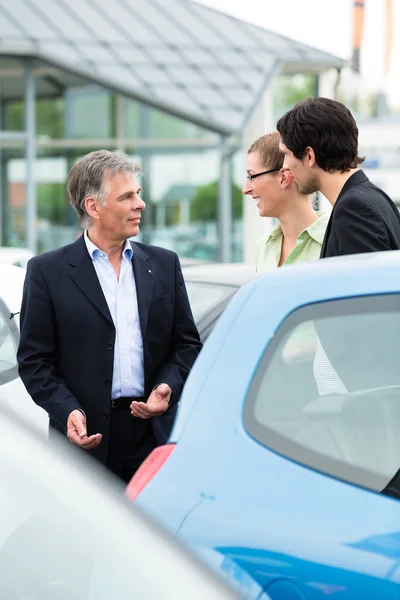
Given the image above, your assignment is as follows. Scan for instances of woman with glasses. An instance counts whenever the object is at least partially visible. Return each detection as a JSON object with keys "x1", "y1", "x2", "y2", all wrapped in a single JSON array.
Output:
[{"x1": 243, "y1": 131, "x2": 330, "y2": 273}]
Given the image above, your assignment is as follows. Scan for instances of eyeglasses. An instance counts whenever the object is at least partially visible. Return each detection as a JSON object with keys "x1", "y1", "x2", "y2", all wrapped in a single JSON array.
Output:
[{"x1": 245, "y1": 167, "x2": 281, "y2": 182}]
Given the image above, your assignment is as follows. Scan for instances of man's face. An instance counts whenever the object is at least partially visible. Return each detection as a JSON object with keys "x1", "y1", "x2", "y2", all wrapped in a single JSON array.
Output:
[
  {"x1": 279, "y1": 140, "x2": 320, "y2": 195},
  {"x1": 96, "y1": 172, "x2": 146, "y2": 240}
]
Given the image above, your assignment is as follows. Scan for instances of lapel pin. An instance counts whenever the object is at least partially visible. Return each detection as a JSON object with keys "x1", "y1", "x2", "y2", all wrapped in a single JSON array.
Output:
[{"x1": 148, "y1": 269, "x2": 152, "y2": 273}]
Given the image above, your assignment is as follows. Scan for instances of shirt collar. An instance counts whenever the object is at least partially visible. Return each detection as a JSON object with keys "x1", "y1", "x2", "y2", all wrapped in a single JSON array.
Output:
[
  {"x1": 84, "y1": 229, "x2": 133, "y2": 261},
  {"x1": 305, "y1": 211, "x2": 331, "y2": 244},
  {"x1": 266, "y1": 211, "x2": 330, "y2": 245}
]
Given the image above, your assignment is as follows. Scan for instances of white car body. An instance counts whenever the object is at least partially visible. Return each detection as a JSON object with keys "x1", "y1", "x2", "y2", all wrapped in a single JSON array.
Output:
[
  {"x1": 0, "y1": 264, "x2": 48, "y2": 437},
  {"x1": 0, "y1": 247, "x2": 34, "y2": 268}
]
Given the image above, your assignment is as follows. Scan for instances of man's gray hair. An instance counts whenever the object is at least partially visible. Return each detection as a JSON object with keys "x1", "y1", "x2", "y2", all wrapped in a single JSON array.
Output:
[{"x1": 67, "y1": 150, "x2": 142, "y2": 228}]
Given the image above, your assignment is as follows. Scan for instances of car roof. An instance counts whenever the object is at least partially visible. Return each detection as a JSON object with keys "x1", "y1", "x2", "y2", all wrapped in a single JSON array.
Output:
[
  {"x1": 0, "y1": 264, "x2": 26, "y2": 317},
  {"x1": 0, "y1": 247, "x2": 33, "y2": 258},
  {"x1": 0, "y1": 405, "x2": 241, "y2": 600},
  {"x1": 252, "y1": 249, "x2": 400, "y2": 300},
  {"x1": 183, "y1": 262, "x2": 255, "y2": 287}
]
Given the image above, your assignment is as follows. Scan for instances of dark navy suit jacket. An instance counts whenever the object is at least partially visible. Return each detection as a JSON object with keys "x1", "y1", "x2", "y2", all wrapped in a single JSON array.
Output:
[
  {"x1": 320, "y1": 170, "x2": 400, "y2": 258},
  {"x1": 17, "y1": 235, "x2": 202, "y2": 463}
]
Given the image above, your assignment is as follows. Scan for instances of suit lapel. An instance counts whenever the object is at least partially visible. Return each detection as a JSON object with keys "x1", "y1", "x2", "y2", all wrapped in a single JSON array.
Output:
[
  {"x1": 68, "y1": 235, "x2": 113, "y2": 325},
  {"x1": 320, "y1": 211, "x2": 333, "y2": 257},
  {"x1": 320, "y1": 172, "x2": 368, "y2": 257},
  {"x1": 131, "y1": 242, "x2": 154, "y2": 339}
]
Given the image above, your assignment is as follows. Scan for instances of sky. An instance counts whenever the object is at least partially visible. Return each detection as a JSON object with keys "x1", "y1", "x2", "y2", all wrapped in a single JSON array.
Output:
[{"x1": 196, "y1": 0, "x2": 400, "y2": 108}]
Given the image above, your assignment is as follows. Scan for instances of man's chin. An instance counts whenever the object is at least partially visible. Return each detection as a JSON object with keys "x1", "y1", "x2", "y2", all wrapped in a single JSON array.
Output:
[{"x1": 128, "y1": 223, "x2": 140, "y2": 237}]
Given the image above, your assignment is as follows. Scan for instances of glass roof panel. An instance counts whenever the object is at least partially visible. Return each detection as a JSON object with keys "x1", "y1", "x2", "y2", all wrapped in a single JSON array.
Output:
[
  {"x1": 26, "y1": 0, "x2": 90, "y2": 41},
  {"x1": 191, "y1": 86, "x2": 229, "y2": 108},
  {"x1": 0, "y1": 0, "x2": 345, "y2": 134},
  {"x1": 145, "y1": 46, "x2": 185, "y2": 64},
  {"x1": 134, "y1": 66, "x2": 174, "y2": 86},
  {"x1": 0, "y1": 6, "x2": 25, "y2": 36},
  {"x1": 207, "y1": 108, "x2": 243, "y2": 130},
  {"x1": 39, "y1": 41, "x2": 83, "y2": 63},
  {"x1": 130, "y1": 0, "x2": 193, "y2": 44},
  {"x1": 96, "y1": 64, "x2": 151, "y2": 93},
  {"x1": 79, "y1": 44, "x2": 116, "y2": 62},
  {"x1": 166, "y1": 66, "x2": 207, "y2": 86},
  {"x1": 62, "y1": 0, "x2": 128, "y2": 43},
  {"x1": 0, "y1": 0, "x2": 58, "y2": 39},
  {"x1": 180, "y1": 47, "x2": 214, "y2": 66},
  {"x1": 153, "y1": 86, "x2": 203, "y2": 114},
  {"x1": 112, "y1": 44, "x2": 152, "y2": 65},
  {"x1": 190, "y1": 4, "x2": 259, "y2": 47},
  {"x1": 159, "y1": 0, "x2": 223, "y2": 45},
  {"x1": 90, "y1": 0, "x2": 161, "y2": 45},
  {"x1": 204, "y1": 68, "x2": 246, "y2": 87}
]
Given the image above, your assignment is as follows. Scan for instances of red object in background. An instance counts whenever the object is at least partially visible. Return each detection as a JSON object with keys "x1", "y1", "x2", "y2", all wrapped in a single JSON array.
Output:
[{"x1": 125, "y1": 443, "x2": 176, "y2": 501}]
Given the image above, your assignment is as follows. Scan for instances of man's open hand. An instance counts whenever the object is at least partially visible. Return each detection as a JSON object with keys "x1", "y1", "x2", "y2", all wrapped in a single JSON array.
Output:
[
  {"x1": 67, "y1": 409, "x2": 102, "y2": 449},
  {"x1": 130, "y1": 384, "x2": 171, "y2": 419}
]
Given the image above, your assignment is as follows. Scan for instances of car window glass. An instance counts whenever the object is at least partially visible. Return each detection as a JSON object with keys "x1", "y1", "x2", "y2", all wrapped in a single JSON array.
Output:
[
  {"x1": 185, "y1": 282, "x2": 235, "y2": 322},
  {"x1": 0, "y1": 298, "x2": 18, "y2": 386},
  {"x1": 244, "y1": 295, "x2": 400, "y2": 492}
]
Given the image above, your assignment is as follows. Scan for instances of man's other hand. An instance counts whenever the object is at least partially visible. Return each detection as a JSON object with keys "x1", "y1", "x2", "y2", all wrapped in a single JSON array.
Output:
[
  {"x1": 130, "y1": 384, "x2": 171, "y2": 419},
  {"x1": 67, "y1": 409, "x2": 102, "y2": 449}
]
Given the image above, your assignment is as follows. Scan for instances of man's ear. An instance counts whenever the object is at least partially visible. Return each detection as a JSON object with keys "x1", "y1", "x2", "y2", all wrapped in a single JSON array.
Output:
[
  {"x1": 280, "y1": 168, "x2": 293, "y2": 190},
  {"x1": 85, "y1": 196, "x2": 101, "y2": 221},
  {"x1": 305, "y1": 146, "x2": 317, "y2": 167}
]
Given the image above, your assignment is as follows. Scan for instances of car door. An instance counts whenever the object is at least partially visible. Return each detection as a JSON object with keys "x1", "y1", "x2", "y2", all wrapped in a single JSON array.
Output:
[{"x1": 0, "y1": 295, "x2": 48, "y2": 436}]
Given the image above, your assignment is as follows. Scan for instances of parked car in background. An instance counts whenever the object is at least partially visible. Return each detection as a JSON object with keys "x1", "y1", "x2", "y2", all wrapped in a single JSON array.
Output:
[
  {"x1": 183, "y1": 263, "x2": 255, "y2": 341},
  {"x1": 0, "y1": 264, "x2": 47, "y2": 437},
  {"x1": 0, "y1": 405, "x2": 248, "y2": 600},
  {"x1": 128, "y1": 250, "x2": 400, "y2": 600},
  {"x1": 0, "y1": 247, "x2": 33, "y2": 268}
]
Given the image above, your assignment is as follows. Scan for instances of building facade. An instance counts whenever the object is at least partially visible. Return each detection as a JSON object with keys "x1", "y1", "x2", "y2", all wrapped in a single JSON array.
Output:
[{"x1": 0, "y1": 0, "x2": 344, "y2": 262}]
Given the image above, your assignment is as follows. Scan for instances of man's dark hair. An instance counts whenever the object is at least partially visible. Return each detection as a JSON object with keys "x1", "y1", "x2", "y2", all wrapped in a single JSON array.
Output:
[{"x1": 276, "y1": 97, "x2": 364, "y2": 172}]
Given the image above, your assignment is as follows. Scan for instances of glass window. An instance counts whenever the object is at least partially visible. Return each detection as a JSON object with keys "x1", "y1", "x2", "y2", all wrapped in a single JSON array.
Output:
[
  {"x1": 272, "y1": 74, "x2": 318, "y2": 121},
  {"x1": 0, "y1": 297, "x2": 19, "y2": 386},
  {"x1": 64, "y1": 87, "x2": 114, "y2": 139},
  {"x1": 244, "y1": 295, "x2": 400, "y2": 493},
  {"x1": 185, "y1": 282, "x2": 235, "y2": 322}
]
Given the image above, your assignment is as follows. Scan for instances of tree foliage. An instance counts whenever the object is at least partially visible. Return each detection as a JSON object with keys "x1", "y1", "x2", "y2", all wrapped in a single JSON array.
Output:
[{"x1": 190, "y1": 180, "x2": 243, "y2": 222}]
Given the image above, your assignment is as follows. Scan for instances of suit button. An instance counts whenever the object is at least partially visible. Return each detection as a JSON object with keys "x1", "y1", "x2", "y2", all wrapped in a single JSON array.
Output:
[
  {"x1": 107, "y1": 343, "x2": 114, "y2": 350},
  {"x1": 105, "y1": 378, "x2": 112, "y2": 386},
  {"x1": 102, "y1": 411, "x2": 109, "y2": 419}
]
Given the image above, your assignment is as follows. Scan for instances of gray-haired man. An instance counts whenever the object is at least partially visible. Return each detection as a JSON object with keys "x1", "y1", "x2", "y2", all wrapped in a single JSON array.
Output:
[{"x1": 17, "y1": 150, "x2": 202, "y2": 483}]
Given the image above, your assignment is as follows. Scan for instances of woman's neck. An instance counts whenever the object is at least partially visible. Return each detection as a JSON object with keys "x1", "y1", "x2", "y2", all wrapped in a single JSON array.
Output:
[{"x1": 278, "y1": 201, "x2": 318, "y2": 243}]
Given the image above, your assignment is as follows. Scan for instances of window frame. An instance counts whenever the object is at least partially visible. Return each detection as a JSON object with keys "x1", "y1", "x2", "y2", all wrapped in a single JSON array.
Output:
[
  {"x1": 243, "y1": 293, "x2": 400, "y2": 492},
  {"x1": 0, "y1": 296, "x2": 20, "y2": 386}
]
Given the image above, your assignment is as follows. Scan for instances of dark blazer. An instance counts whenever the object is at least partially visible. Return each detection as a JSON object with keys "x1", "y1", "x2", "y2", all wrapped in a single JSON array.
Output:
[
  {"x1": 17, "y1": 235, "x2": 202, "y2": 463},
  {"x1": 320, "y1": 170, "x2": 400, "y2": 258}
]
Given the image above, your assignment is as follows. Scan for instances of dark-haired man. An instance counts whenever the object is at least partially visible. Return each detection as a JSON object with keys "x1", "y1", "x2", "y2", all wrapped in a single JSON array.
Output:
[
  {"x1": 278, "y1": 98, "x2": 400, "y2": 498},
  {"x1": 277, "y1": 97, "x2": 400, "y2": 257}
]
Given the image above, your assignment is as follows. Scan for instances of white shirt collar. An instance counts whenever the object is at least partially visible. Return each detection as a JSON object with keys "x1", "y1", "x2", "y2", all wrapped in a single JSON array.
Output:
[{"x1": 84, "y1": 229, "x2": 133, "y2": 261}]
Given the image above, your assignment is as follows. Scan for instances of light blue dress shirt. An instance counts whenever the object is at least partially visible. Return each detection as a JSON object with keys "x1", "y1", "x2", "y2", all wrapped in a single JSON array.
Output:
[{"x1": 84, "y1": 230, "x2": 144, "y2": 399}]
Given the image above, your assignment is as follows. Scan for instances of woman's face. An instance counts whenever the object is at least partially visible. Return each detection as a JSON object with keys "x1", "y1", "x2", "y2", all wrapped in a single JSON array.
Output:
[{"x1": 243, "y1": 151, "x2": 282, "y2": 217}]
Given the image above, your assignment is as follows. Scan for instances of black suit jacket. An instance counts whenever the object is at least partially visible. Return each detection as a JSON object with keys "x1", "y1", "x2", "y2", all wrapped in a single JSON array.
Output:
[
  {"x1": 17, "y1": 235, "x2": 202, "y2": 463},
  {"x1": 320, "y1": 170, "x2": 400, "y2": 257}
]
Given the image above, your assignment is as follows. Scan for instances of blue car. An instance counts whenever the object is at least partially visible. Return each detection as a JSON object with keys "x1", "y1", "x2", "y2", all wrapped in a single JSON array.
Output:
[{"x1": 128, "y1": 251, "x2": 400, "y2": 600}]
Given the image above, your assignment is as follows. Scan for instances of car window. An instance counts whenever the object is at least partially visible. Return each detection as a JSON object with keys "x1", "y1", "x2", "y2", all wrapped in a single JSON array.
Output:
[
  {"x1": 185, "y1": 282, "x2": 236, "y2": 322},
  {"x1": 244, "y1": 294, "x2": 400, "y2": 492},
  {"x1": 0, "y1": 297, "x2": 19, "y2": 386}
]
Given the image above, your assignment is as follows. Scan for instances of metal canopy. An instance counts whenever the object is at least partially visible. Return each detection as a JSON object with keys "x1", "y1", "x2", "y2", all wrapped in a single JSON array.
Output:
[{"x1": 0, "y1": 0, "x2": 345, "y2": 135}]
